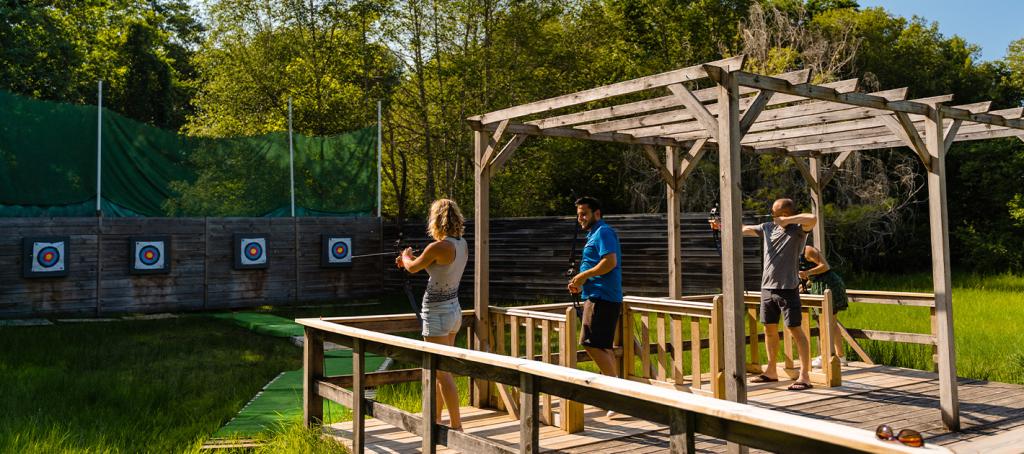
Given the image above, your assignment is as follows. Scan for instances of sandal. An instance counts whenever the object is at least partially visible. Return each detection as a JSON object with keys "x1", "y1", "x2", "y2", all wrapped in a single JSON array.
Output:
[
  {"x1": 750, "y1": 374, "x2": 779, "y2": 383},
  {"x1": 788, "y1": 382, "x2": 813, "y2": 391}
]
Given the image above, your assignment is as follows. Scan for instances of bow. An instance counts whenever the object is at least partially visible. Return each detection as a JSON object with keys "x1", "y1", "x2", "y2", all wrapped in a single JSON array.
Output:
[
  {"x1": 708, "y1": 204, "x2": 722, "y2": 257},
  {"x1": 394, "y1": 232, "x2": 423, "y2": 323},
  {"x1": 565, "y1": 219, "x2": 583, "y2": 317}
]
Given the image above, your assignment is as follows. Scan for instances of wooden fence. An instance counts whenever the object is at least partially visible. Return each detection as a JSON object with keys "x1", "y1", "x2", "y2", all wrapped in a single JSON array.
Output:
[
  {"x1": 384, "y1": 213, "x2": 763, "y2": 302},
  {"x1": 0, "y1": 217, "x2": 383, "y2": 318}
]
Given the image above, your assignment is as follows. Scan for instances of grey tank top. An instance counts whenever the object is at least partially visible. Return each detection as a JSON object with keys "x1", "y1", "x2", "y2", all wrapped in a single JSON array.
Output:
[{"x1": 422, "y1": 237, "x2": 468, "y2": 307}]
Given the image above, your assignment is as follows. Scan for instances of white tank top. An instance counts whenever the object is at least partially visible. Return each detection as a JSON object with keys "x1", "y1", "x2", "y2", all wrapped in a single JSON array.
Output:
[{"x1": 422, "y1": 237, "x2": 468, "y2": 307}]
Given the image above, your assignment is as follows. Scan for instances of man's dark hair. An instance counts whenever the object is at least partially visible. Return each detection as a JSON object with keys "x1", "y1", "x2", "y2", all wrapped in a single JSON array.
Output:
[{"x1": 575, "y1": 196, "x2": 602, "y2": 214}]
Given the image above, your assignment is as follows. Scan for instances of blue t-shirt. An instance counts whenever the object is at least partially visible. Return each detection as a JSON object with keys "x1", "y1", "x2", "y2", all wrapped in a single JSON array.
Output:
[{"x1": 579, "y1": 219, "x2": 623, "y2": 303}]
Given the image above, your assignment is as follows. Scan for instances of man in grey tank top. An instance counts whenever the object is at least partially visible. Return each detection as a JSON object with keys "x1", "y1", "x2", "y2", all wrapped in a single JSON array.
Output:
[{"x1": 713, "y1": 198, "x2": 816, "y2": 390}]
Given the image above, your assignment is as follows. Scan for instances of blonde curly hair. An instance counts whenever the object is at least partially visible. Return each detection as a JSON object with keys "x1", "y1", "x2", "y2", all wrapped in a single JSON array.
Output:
[{"x1": 427, "y1": 199, "x2": 465, "y2": 241}]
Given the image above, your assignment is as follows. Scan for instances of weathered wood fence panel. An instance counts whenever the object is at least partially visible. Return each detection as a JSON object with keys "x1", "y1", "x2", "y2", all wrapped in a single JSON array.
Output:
[
  {"x1": 0, "y1": 217, "x2": 382, "y2": 318},
  {"x1": 384, "y1": 213, "x2": 762, "y2": 302}
]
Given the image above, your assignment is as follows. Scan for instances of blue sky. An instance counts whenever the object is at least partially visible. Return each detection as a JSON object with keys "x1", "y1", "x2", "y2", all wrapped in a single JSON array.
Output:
[{"x1": 856, "y1": 0, "x2": 1024, "y2": 61}]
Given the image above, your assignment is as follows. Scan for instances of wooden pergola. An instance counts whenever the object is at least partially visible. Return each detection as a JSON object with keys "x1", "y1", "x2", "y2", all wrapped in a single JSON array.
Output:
[{"x1": 465, "y1": 55, "x2": 1024, "y2": 432}]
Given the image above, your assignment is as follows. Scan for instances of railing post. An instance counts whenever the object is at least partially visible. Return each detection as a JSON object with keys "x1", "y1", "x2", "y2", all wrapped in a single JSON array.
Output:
[
  {"x1": 561, "y1": 307, "x2": 584, "y2": 433},
  {"x1": 303, "y1": 327, "x2": 324, "y2": 427},
  {"x1": 711, "y1": 296, "x2": 726, "y2": 399},
  {"x1": 422, "y1": 352, "x2": 437, "y2": 454},
  {"x1": 746, "y1": 308, "x2": 761, "y2": 374},
  {"x1": 669, "y1": 408, "x2": 696, "y2": 454},
  {"x1": 623, "y1": 302, "x2": 634, "y2": 379},
  {"x1": 520, "y1": 372, "x2": 540, "y2": 454},
  {"x1": 352, "y1": 338, "x2": 366, "y2": 453},
  {"x1": 821, "y1": 291, "x2": 841, "y2": 386}
]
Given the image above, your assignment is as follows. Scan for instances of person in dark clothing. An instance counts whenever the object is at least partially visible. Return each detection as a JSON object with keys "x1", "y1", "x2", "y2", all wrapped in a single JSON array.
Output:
[{"x1": 799, "y1": 244, "x2": 849, "y2": 368}]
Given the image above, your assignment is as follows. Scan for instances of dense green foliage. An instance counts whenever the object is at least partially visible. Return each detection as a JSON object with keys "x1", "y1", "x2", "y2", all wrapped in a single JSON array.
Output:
[{"x1": 2, "y1": 0, "x2": 1022, "y2": 272}]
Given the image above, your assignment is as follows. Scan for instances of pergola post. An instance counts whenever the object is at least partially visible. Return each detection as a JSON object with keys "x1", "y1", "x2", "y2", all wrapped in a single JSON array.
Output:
[
  {"x1": 925, "y1": 108, "x2": 960, "y2": 431},
  {"x1": 714, "y1": 70, "x2": 748, "y2": 409},
  {"x1": 666, "y1": 145, "x2": 682, "y2": 299},
  {"x1": 473, "y1": 130, "x2": 492, "y2": 408},
  {"x1": 808, "y1": 156, "x2": 826, "y2": 253}
]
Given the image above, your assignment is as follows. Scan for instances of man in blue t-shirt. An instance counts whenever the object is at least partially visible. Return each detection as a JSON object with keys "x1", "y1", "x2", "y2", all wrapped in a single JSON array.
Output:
[{"x1": 568, "y1": 196, "x2": 623, "y2": 388}]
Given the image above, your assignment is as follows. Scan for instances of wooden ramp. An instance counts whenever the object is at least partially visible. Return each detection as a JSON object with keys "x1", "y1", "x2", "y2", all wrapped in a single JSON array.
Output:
[{"x1": 326, "y1": 362, "x2": 1024, "y2": 453}]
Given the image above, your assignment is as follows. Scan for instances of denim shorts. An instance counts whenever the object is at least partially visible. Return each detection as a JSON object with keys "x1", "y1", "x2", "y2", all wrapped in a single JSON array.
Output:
[{"x1": 421, "y1": 300, "x2": 462, "y2": 337}]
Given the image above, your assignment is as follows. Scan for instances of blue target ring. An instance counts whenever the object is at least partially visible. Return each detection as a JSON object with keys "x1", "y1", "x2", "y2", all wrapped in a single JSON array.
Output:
[
  {"x1": 138, "y1": 245, "x2": 161, "y2": 266},
  {"x1": 37, "y1": 246, "x2": 61, "y2": 268},
  {"x1": 243, "y1": 242, "x2": 264, "y2": 261},
  {"x1": 331, "y1": 242, "x2": 349, "y2": 260}
]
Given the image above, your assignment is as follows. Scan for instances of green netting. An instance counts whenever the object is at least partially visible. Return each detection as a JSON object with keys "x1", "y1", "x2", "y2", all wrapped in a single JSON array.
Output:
[{"x1": 0, "y1": 90, "x2": 377, "y2": 217}]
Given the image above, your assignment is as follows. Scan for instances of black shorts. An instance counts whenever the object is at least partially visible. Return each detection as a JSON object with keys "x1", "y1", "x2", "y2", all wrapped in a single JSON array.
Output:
[
  {"x1": 760, "y1": 289, "x2": 802, "y2": 328},
  {"x1": 580, "y1": 298, "x2": 620, "y2": 349}
]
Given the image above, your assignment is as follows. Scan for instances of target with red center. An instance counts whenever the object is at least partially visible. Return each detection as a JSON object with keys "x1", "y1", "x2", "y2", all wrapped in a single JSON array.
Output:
[
  {"x1": 130, "y1": 238, "x2": 170, "y2": 274},
  {"x1": 23, "y1": 237, "x2": 69, "y2": 277},
  {"x1": 234, "y1": 234, "x2": 269, "y2": 269},
  {"x1": 321, "y1": 235, "x2": 353, "y2": 267}
]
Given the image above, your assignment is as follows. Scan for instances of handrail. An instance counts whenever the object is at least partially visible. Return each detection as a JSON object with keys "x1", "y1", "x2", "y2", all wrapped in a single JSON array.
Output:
[{"x1": 297, "y1": 317, "x2": 949, "y2": 454}]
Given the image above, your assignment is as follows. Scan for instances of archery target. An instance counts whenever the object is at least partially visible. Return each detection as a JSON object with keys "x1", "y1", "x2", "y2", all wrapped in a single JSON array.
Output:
[
  {"x1": 33, "y1": 243, "x2": 64, "y2": 272},
  {"x1": 321, "y1": 235, "x2": 353, "y2": 267},
  {"x1": 23, "y1": 237, "x2": 69, "y2": 278},
  {"x1": 129, "y1": 237, "x2": 170, "y2": 274},
  {"x1": 234, "y1": 234, "x2": 269, "y2": 269}
]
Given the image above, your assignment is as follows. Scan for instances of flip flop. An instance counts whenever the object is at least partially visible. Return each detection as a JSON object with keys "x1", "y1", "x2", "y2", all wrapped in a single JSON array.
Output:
[
  {"x1": 788, "y1": 382, "x2": 813, "y2": 391},
  {"x1": 750, "y1": 374, "x2": 779, "y2": 383}
]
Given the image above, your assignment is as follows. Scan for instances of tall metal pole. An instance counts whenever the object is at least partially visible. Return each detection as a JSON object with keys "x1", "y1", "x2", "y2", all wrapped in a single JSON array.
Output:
[
  {"x1": 289, "y1": 97, "x2": 296, "y2": 217},
  {"x1": 377, "y1": 100, "x2": 383, "y2": 217},
  {"x1": 96, "y1": 80, "x2": 103, "y2": 216}
]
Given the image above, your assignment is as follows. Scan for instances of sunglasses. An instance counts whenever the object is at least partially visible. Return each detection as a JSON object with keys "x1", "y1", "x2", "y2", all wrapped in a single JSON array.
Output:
[{"x1": 875, "y1": 424, "x2": 924, "y2": 448}]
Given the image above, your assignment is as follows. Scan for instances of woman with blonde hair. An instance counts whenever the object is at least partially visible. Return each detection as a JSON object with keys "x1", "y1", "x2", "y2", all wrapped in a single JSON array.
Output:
[{"x1": 395, "y1": 198, "x2": 467, "y2": 430}]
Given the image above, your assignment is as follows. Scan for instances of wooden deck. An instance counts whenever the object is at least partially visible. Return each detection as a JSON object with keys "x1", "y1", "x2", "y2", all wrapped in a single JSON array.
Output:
[{"x1": 326, "y1": 362, "x2": 1024, "y2": 453}]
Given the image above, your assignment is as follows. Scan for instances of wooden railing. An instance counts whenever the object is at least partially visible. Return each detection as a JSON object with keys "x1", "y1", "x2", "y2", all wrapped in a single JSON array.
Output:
[
  {"x1": 621, "y1": 295, "x2": 725, "y2": 398},
  {"x1": 487, "y1": 305, "x2": 584, "y2": 432},
  {"x1": 297, "y1": 317, "x2": 949, "y2": 454},
  {"x1": 843, "y1": 290, "x2": 939, "y2": 364}
]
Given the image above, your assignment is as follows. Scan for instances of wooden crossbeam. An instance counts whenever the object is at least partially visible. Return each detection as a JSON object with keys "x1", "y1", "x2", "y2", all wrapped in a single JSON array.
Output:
[
  {"x1": 789, "y1": 157, "x2": 819, "y2": 192},
  {"x1": 942, "y1": 119, "x2": 963, "y2": 153},
  {"x1": 715, "y1": 68, "x2": 937, "y2": 118},
  {"x1": 940, "y1": 105, "x2": 1024, "y2": 130},
  {"x1": 744, "y1": 101, "x2": 987, "y2": 150},
  {"x1": 468, "y1": 56, "x2": 745, "y2": 124},
  {"x1": 653, "y1": 88, "x2": 911, "y2": 141},
  {"x1": 474, "y1": 121, "x2": 685, "y2": 147},
  {"x1": 667, "y1": 84, "x2": 719, "y2": 141},
  {"x1": 578, "y1": 70, "x2": 812, "y2": 135},
  {"x1": 814, "y1": 122, "x2": 1024, "y2": 154},
  {"x1": 529, "y1": 76, "x2": 853, "y2": 131}
]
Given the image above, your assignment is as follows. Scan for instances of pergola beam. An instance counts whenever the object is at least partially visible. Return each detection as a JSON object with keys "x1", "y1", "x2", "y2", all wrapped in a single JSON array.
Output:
[
  {"x1": 667, "y1": 84, "x2": 720, "y2": 142},
  {"x1": 819, "y1": 151, "x2": 853, "y2": 188},
  {"x1": 880, "y1": 112, "x2": 931, "y2": 166},
  {"x1": 468, "y1": 56, "x2": 745, "y2": 125},
  {"x1": 472, "y1": 120, "x2": 687, "y2": 147}
]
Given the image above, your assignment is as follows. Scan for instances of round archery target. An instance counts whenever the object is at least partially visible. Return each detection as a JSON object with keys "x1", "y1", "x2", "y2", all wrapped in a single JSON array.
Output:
[
  {"x1": 327, "y1": 237, "x2": 352, "y2": 264},
  {"x1": 239, "y1": 237, "x2": 267, "y2": 266},
  {"x1": 133, "y1": 241, "x2": 167, "y2": 271},
  {"x1": 31, "y1": 242, "x2": 65, "y2": 272}
]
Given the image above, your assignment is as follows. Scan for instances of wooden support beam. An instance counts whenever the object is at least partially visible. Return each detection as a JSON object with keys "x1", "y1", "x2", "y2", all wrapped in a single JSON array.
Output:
[
  {"x1": 940, "y1": 104, "x2": 1024, "y2": 129},
  {"x1": 488, "y1": 134, "x2": 527, "y2": 177},
  {"x1": 836, "y1": 321, "x2": 873, "y2": 364},
  {"x1": 809, "y1": 155, "x2": 826, "y2": 255},
  {"x1": 818, "y1": 151, "x2": 852, "y2": 188},
  {"x1": 422, "y1": 353, "x2": 438, "y2": 454},
  {"x1": 925, "y1": 108, "x2": 960, "y2": 431},
  {"x1": 715, "y1": 70, "x2": 748, "y2": 414},
  {"x1": 352, "y1": 338, "x2": 366, "y2": 453},
  {"x1": 520, "y1": 373, "x2": 540, "y2": 454},
  {"x1": 790, "y1": 157, "x2": 819, "y2": 193},
  {"x1": 943, "y1": 119, "x2": 963, "y2": 152},
  {"x1": 472, "y1": 131, "x2": 492, "y2": 408},
  {"x1": 469, "y1": 56, "x2": 745, "y2": 124},
  {"x1": 814, "y1": 121, "x2": 1024, "y2": 154},
  {"x1": 667, "y1": 84, "x2": 720, "y2": 142},
  {"x1": 739, "y1": 90, "x2": 775, "y2": 136},
  {"x1": 878, "y1": 112, "x2": 931, "y2": 167},
  {"x1": 675, "y1": 138, "x2": 709, "y2": 187},
  {"x1": 303, "y1": 328, "x2": 324, "y2": 427},
  {"x1": 667, "y1": 145, "x2": 682, "y2": 299},
  {"x1": 479, "y1": 119, "x2": 509, "y2": 168},
  {"x1": 528, "y1": 74, "x2": 850, "y2": 130},
  {"x1": 669, "y1": 408, "x2": 696, "y2": 454},
  {"x1": 642, "y1": 145, "x2": 677, "y2": 188}
]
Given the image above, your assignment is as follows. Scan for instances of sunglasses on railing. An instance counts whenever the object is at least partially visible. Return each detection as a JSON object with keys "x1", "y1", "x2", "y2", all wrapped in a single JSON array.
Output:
[{"x1": 875, "y1": 424, "x2": 924, "y2": 447}]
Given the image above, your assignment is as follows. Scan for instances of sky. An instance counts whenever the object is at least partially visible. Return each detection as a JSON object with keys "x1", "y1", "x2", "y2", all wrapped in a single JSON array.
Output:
[{"x1": 856, "y1": 0, "x2": 1024, "y2": 61}]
